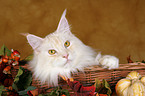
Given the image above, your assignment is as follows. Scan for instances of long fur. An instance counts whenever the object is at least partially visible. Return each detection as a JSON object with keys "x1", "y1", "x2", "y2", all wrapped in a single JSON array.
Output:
[{"x1": 26, "y1": 9, "x2": 119, "y2": 86}]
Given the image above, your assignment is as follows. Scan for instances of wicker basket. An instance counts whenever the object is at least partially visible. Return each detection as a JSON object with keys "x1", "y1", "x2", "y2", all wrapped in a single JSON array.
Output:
[
  {"x1": 11, "y1": 62, "x2": 145, "y2": 95},
  {"x1": 24, "y1": 62, "x2": 145, "y2": 95}
]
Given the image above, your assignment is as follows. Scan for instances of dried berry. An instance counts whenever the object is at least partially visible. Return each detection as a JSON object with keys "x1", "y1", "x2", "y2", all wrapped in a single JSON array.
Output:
[
  {"x1": 3, "y1": 66, "x2": 11, "y2": 74},
  {"x1": 11, "y1": 49, "x2": 20, "y2": 61},
  {"x1": 2, "y1": 58, "x2": 8, "y2": 63},
  {"x1": 8, "y1": 59, "x2": 13, "y2": 65},
  {"x1": 12, "y1": 61, "x2": 19, "y2": 66}
]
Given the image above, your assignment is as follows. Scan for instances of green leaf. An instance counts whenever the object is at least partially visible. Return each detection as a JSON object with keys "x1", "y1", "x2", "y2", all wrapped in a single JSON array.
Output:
[
  {"x1": 25, "y1": 86, "x2": 36, "y2": 91},
  {"x1": 18, "y1": 86, "x2": 36, "y2": 95},
  {"x1": 0, "y1": 85, "x2": 5, "y2": 96},
  {"x1": 12, "y1": 83, "x2": 18, "y2": 92},
  {"x1": 13, "y1": 67, "x2": 32, "y2": 91},
  {"x1": 60, "y1": 89, "x2": 70, "y2": 96},
  {"x1": 38, "y1": 94, "x2": 49, "y2": 96},
  {"x1": 24, "y1": 54, "x2": 33, "y2": 61},
  {"x1": 0, "y1": 45, "x2": 11, "y2": 56},
  {"x1": 94, "y1": 78, "x2": 102, "y2": 92},
  {"x1": 142, "y1": 60, "x2": 145, "y2": 63},
  {"x1": 49, "y1": 87, "x2": 58, "y2": 96},
  {"x1": 48, "y1": 87, "x2": 70, "y2": 96},
  {"x1": 38, "y1": 95, "x2": 43, "y2": 96},
  {"x1": 102, "y1": 79, "x2": 112, "y2": 96},
  {"x1": 14, "y1": 67, "x2": 23, "y2": 83}
]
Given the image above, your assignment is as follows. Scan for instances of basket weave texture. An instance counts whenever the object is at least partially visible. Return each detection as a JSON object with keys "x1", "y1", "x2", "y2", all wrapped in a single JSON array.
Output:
[{"x1": 18, "y1": 62, "x2": 145, "y2": 95}]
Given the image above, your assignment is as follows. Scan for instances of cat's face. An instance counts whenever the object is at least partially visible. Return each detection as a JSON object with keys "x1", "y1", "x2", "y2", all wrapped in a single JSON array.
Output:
[
  {"x1": 26, "y1": 9, "x2": 96, "y2": 85},
  {"x1": 38, "y1": 31, "x2": 83, "y2": 68}
]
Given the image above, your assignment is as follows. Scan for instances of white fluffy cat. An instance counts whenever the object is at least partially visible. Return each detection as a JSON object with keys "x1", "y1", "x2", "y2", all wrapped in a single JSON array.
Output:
[{"x1": 26, "y1": 9, "x2": 119, "y2": 86}]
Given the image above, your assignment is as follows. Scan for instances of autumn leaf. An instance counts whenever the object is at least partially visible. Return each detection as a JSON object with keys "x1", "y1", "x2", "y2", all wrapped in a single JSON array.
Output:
[
  {"x1": 94, "y1": 78, "x2": 102, "y2": 92},
  {"x1": 99, "y1": 94, "x2": 108, "y2": 96},
  {"x1": 0, "y1": 85, "x2": 5, "y2": 96},
  {"x1": 94, "y1": 78, "x2": 112, "y2": 96},
  {"x1": 18, "y1": 86, "x2": 36, "y2": 96},
  {"x1": 141, "y1": 60, "x2": 145, "y2": 63},
  {"x1": 67, "y1": 79, "x2": 96, "y2": 96},
  {"x1": 24, "y1": 54, "x2": 33, "y2": 61},
  {"x1": 127, "y1": 55, "x2": 133, "y2": 63},
  {"x1": 12, "y1": 67, "x2": 32, "y2": 91},
  {"x1": 48, "y1": 87, "x2": 70, "y2": 96},
  {"x1": 0, "y1": 45, "x2": 11, "y2": 56},
  {"x1": 102, "y1": 79, "x2": 112, "y2": 96}
]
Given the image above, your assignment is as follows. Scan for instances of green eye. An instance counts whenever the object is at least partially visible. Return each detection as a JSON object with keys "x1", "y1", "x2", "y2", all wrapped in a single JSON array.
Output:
[
  {"x1": 48, "y1": 50, "x2": 56, "y2": 55},
  {"x1": 64, "y1": 41, "x2": 70, "y2": 47}
]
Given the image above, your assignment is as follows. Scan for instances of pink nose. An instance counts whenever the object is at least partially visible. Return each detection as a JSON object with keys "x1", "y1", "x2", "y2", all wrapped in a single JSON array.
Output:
[{"x1": 63, "y1": 54, "x2": 69, "y2": 59}]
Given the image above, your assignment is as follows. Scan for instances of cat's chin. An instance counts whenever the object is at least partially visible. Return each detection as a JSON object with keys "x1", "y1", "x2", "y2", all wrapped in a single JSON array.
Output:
[
  {"x1": 62, "y1": 59, "x2": 72, "y2": 68},
  {"x1": 51, "y1": 59, "x2": 72, "y2": 68}
]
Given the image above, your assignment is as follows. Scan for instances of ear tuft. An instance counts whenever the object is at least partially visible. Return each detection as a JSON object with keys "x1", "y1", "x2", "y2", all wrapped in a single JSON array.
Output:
[
  {"x1": 61, "y1": 9, "x2": 67, "y2": 18},
  {"x1": 26, "y1": 34, "x2": 43, "y2": 50},
  {"x1": 20, "y1": 33, "x2": 29, "y2": 36},
  {"x1": 56, "y1": 9, "x2": 70, "y2": 33}
]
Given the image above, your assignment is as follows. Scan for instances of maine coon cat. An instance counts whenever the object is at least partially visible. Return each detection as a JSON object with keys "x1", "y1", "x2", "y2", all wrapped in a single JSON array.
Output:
[{"x1": 26, "y1": 9, "x2": 119, "y2": 86}]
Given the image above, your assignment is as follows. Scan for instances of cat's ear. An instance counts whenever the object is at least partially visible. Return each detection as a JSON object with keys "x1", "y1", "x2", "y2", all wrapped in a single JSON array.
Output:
[
  {"x1": 56, "y1": 9, "x2": 70, "y2": 33},
  {"x1": 24, "y1": 33, "x2": 44, "y2": 50}
]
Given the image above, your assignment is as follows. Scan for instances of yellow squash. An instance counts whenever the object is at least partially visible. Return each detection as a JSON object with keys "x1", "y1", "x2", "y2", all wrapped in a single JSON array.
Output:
[{"x1": 115, "y1": 71, "x2": 145, "y2": 96}]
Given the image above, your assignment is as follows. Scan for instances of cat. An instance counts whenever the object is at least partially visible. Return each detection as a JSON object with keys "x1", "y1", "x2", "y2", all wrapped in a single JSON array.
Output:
[{"x1": 25, "y1": 9, "x2": 119, "y2": 86}]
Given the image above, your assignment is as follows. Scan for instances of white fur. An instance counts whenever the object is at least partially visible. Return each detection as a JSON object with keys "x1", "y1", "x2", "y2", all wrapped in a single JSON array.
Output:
[
  {"x1": 26, "y1": 9, "x2": 119, "y2": 86},
  {"x1": 95, "y1": 53, "x2": 119, "y2": 70}
]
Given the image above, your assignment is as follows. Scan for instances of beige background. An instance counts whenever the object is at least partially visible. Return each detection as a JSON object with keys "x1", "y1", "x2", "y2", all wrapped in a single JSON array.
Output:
[{"x1": 0, "y1": 0, "x2": 145, "y2": 63}]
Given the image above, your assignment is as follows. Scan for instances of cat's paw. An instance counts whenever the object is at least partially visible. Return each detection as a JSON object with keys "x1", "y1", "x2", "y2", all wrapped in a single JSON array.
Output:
[{"x1": 96, "y1": 54, "x2": 119, "y2": 70}]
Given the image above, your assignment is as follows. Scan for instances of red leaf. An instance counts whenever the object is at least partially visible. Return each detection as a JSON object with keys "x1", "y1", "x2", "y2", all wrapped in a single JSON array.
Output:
[
  {"x1": 67, "y1": 79, "x2": 96, "y2": 96},
  {"x1": 127, "y1": 55, "x2": 133, "y2": 63},
  {"x1": 27, "y1": 91, "x2": 33, "y2": 96},
  {"x1": 99, "y1": 94, "x2": 108, "y2": 96}
]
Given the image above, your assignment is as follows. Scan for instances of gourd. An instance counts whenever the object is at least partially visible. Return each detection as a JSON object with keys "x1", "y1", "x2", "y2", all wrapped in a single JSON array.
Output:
[{"x1": 115, "y1": 71, "x2": 145, "y2": 96}]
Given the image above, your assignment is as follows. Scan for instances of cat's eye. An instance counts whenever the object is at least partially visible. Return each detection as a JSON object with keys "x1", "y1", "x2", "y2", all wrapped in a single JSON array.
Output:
[
  {"x1": 64, "y1": 41, "x2": 70, "y2": 48},
  {"x1": 48, "y1": 50, "x2": 56, "y2": 55}
]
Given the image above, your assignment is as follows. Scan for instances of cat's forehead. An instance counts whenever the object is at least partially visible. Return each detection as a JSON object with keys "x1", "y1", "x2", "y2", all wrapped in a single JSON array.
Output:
[
  {"x1": 46, "y1": 33, "x2": 67, "y2": 42},
  {"x1": 42, "y1": 33, "x2": 67, "y2": 48}
]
